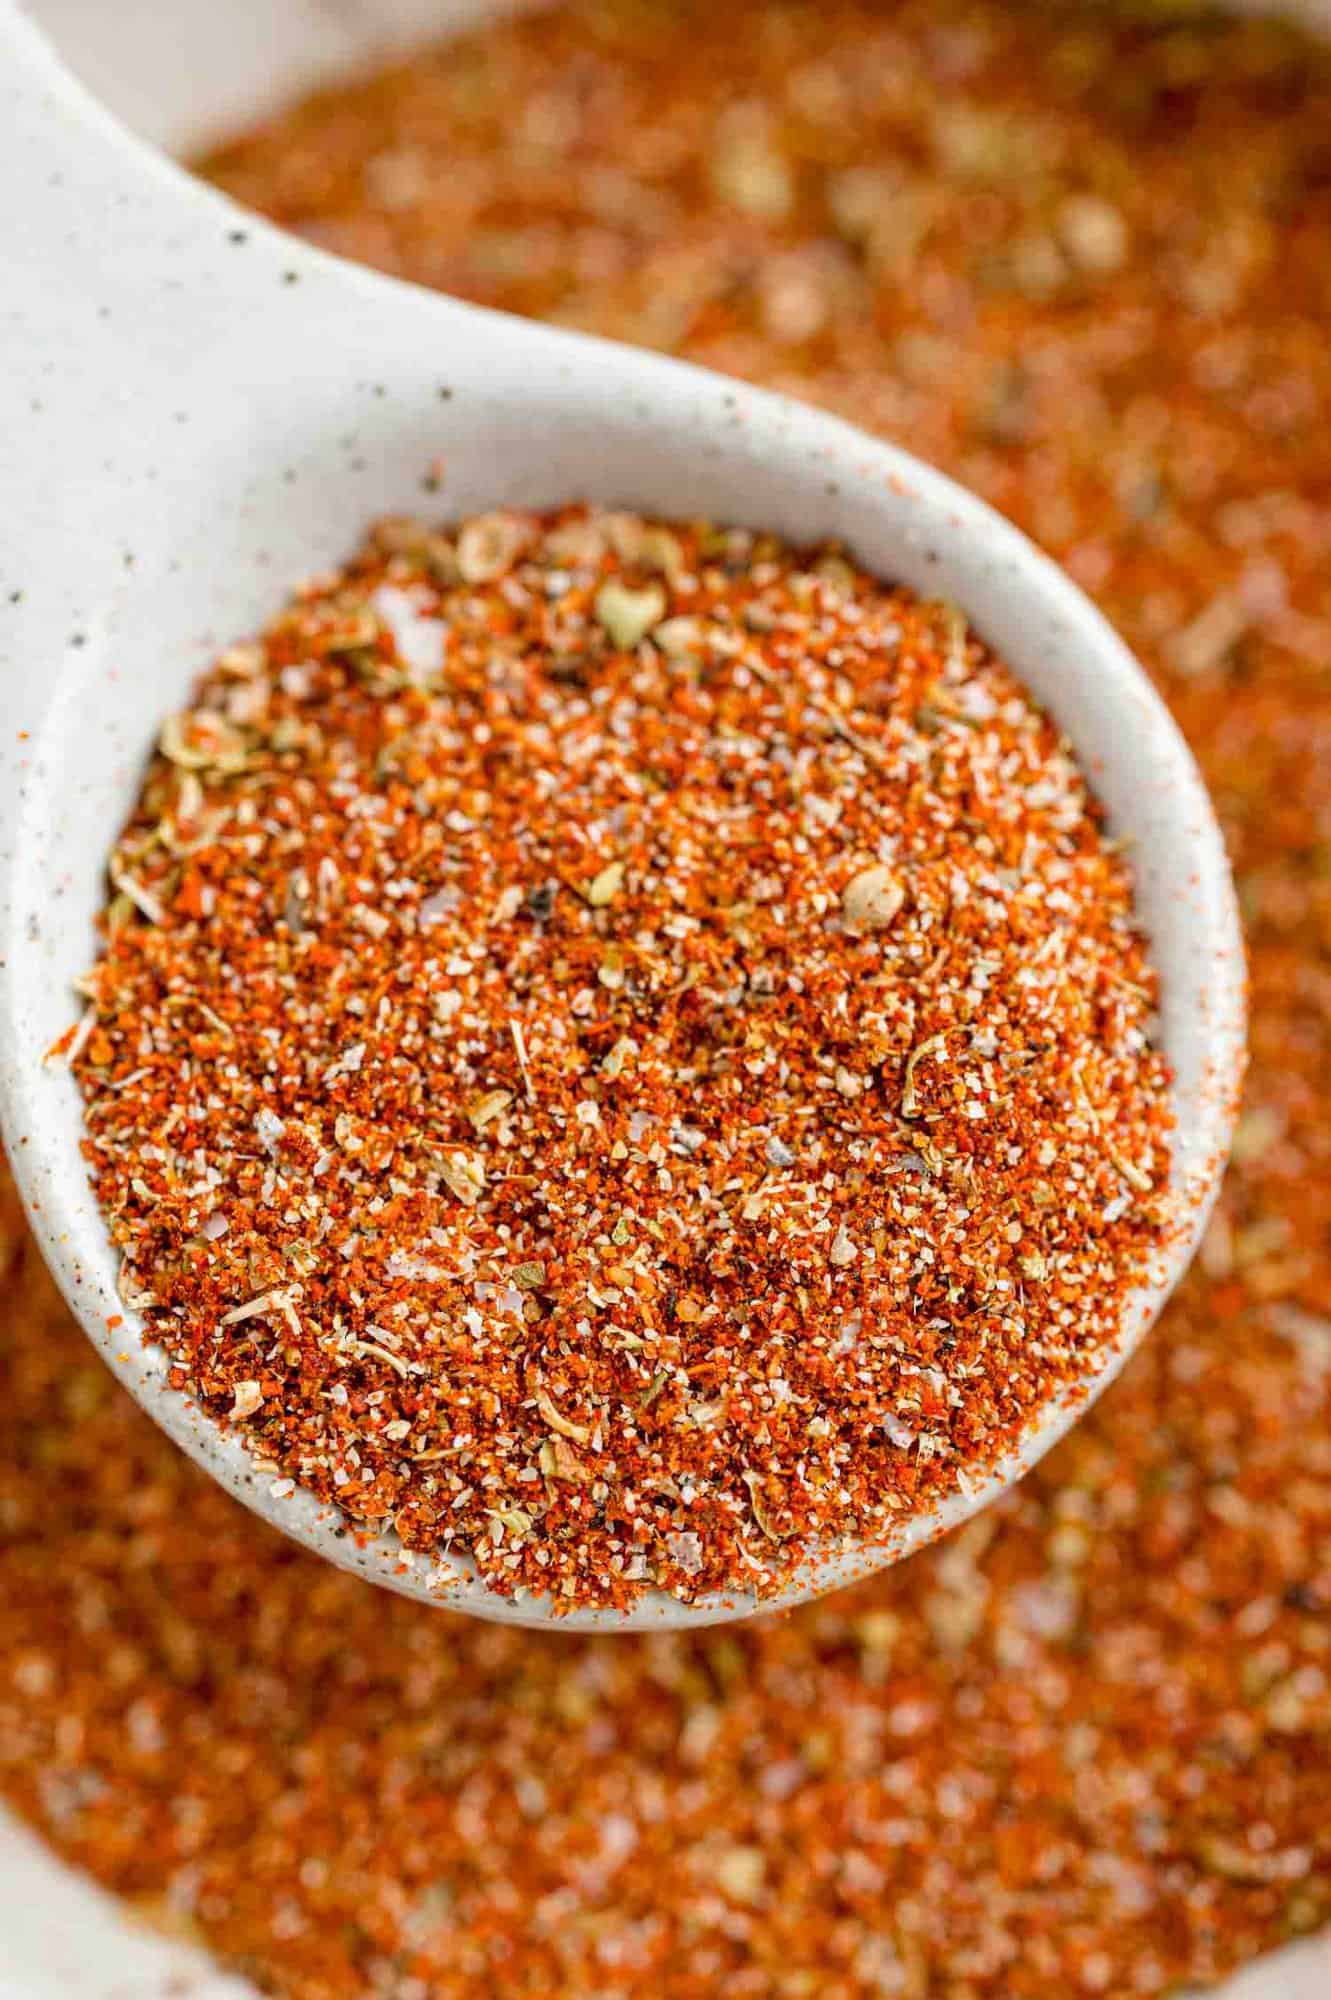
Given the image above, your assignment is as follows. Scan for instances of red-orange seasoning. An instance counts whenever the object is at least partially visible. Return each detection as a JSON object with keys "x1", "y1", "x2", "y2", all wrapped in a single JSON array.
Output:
[{"x1": 71, "y1": 508, "x2": 1169, "y2": 1608}]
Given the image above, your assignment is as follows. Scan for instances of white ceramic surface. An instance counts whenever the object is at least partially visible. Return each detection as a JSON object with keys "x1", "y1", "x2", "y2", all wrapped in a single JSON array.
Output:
[
  {"x1": 0, "y1": 0, "x2": 1312, "y2": 1994},
  {"x1": 0, "y1": 0, "x2": 1244, "y2": 1633}
]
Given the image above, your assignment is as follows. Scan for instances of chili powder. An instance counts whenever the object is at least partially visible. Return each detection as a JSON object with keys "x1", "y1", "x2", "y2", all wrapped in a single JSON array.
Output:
[{"x1": 68, "y1": 509, "x2": 1170, "y2": 1609}]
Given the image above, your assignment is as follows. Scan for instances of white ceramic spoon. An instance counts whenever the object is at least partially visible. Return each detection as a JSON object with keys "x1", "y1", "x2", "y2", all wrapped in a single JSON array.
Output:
[{"x1": 0, "y1": 0, "x2": 1245, "y2": 1631}]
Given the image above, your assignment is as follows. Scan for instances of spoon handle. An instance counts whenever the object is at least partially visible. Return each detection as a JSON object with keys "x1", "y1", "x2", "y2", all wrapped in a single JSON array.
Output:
[{"x1": 2, "y1": 1, "x2": 330, "y2": 357}]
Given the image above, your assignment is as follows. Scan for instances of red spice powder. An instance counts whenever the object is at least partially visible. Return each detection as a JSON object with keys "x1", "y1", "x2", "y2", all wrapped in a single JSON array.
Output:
[
  {"x1": 70, "y1": 507, "x2": 1170, "y2": 1609},
  {"x1": 2, "y1": 1, "x2": 1330, "y2": 1995}
]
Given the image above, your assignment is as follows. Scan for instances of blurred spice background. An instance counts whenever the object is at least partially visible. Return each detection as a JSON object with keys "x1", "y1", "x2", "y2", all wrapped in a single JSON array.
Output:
[{"x1": 3, "y1": 0, "x2": 1331, "y2": 1995}]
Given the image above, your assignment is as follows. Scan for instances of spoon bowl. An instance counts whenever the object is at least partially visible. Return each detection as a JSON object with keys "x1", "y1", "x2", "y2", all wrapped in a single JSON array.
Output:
[{"x1": 0, "y1": 1, "x2": 1245, "y2": 1629}]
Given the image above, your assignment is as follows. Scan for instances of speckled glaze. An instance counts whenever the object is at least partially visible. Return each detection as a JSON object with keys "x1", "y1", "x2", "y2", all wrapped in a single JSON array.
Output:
[{"x1": 0, "y1": 0, "x2": 1246, "y2": 1638}]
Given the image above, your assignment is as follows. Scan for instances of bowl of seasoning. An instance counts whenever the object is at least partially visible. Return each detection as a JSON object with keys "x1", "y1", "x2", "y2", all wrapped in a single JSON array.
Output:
[
  {"x1": 12, "y1": 4, "x2": 1331, "y2": 2000},
  {"x1": 0, "y1": 0, "x2": 1244, "y2": 1634}
]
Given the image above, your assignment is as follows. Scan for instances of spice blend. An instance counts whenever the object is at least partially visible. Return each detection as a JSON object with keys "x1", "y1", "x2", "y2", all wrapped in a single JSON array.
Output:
[
  {"x1": 67, "y1": 508, "x2": 1170, "y2": 1607},
  {"x1": 3, "y1": 0, "x2": 1331, "y2": 1994}
]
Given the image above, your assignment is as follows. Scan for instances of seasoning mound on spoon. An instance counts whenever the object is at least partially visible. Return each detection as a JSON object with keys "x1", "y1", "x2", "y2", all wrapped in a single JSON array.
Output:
[{"x1": 69, "y1": 507, "x2": 1172, "y2": 1609}]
